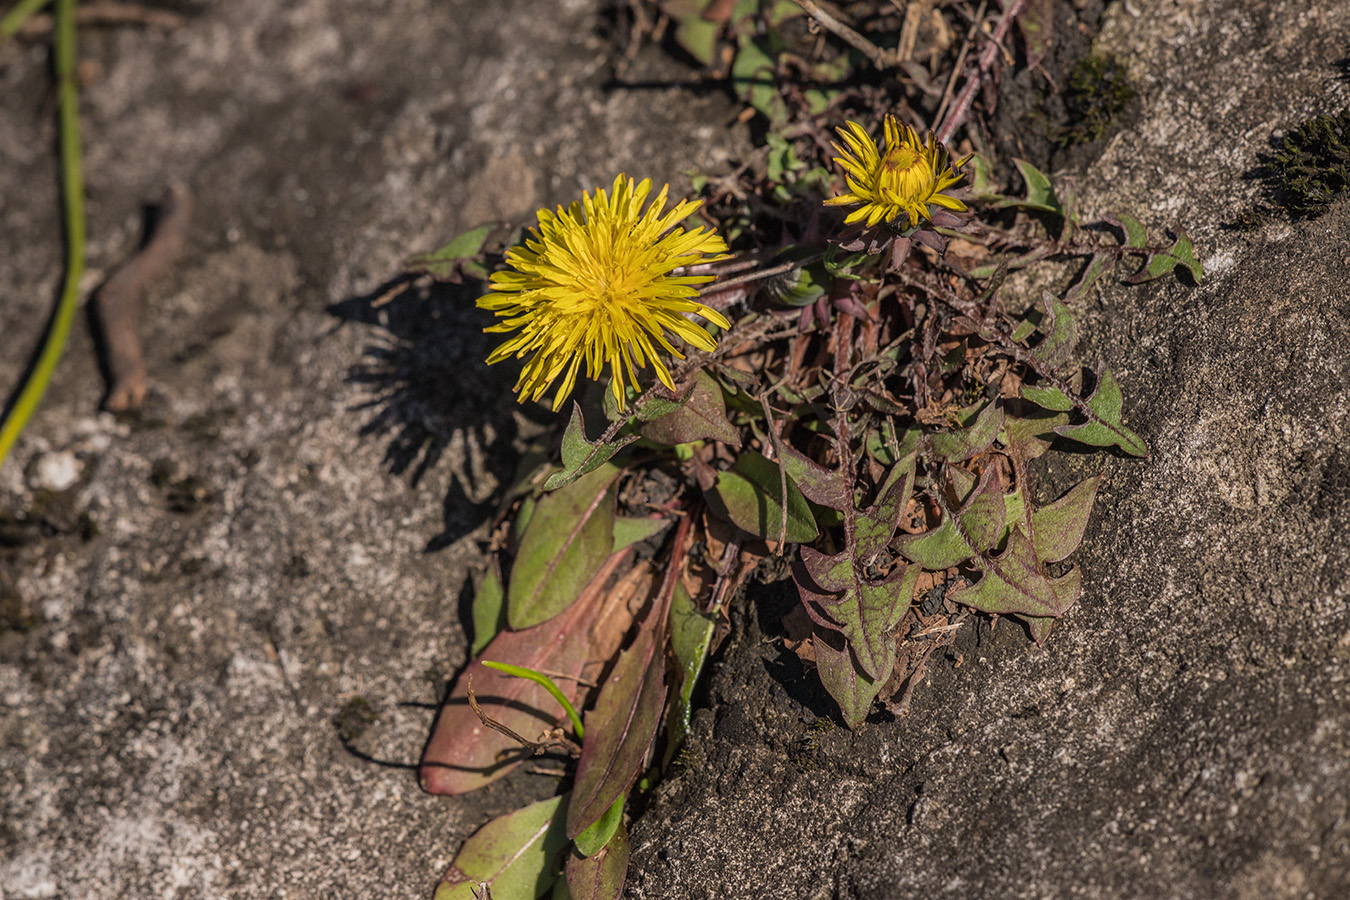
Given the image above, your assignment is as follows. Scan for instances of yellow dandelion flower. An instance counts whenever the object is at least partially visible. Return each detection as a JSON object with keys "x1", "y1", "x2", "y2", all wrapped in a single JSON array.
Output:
[
  {"x1": 824, "y1": 115, "x2": 969, "y2": 228},
  {"x1": 479, "y1": 175, "x2": 732, "y2": 411}
]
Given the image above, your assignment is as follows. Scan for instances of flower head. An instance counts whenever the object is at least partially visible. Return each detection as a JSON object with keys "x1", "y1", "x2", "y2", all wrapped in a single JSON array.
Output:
[
  {"x1": 480, "y1": 175, "x2": 731, "y2": 411},
  {"x1": 824, "y1": 116, "x2": 968, "y2": 228}
]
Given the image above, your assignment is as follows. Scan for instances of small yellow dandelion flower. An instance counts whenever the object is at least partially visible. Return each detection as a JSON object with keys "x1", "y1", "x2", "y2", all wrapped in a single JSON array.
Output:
[
  {"x1": 824, "y1": 115, "x2": 968, "y2": 228},
  {"x1": 479, "y1": 175, "x2": 731, "y2": 411}
]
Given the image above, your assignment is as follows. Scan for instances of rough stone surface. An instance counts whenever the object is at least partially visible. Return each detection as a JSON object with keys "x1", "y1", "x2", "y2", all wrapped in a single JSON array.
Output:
[
  {"x1": 0, "y1": 2, "x2": 746, "y2": 898},
  {"x1": 3, "y1": 1, "x2": 1349, "y2": 899},
  {"x1": 627, "y1": 1, "x2": 1350, "y2": 898}
]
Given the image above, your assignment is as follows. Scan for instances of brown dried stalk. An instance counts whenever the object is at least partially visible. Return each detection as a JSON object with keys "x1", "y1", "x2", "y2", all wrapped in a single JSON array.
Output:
[{"x1": 92, "y1": 184, "x2": 191, "y2": 411}]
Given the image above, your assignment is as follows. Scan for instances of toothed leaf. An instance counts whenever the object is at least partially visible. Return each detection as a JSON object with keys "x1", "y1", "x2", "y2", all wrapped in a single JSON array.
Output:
[
  {"x1": 929, "y1": 400, "x2": 1004, "y2": 462},
  {"x1": 1054, "y1": 366, "x2": 1149, "y2": 457},
  {"x1": 812, "y1": 626, "x2": 887, "y2": 729},
  {"x1": 639, "y1": 371, "x2": 740, "y2": 447},
  {"x1": 544, "y1": 404, "x2": 639, "y2": 492},
  {"x1": 950, "y1": 528, "x2": 1083, "y2": 617},
  {"x1": 1030, "y1": 475, "x2": 1101, "y2": 564}
]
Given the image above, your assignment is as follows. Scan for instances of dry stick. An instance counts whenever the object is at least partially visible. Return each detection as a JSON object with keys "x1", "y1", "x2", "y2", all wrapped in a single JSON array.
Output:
[
  {"x1": 935, "y1": 0, "x2": 1026, "y2": 146},
  {"x1": 93, "y1": 184, "x2": 191, "y2": 412},
  {"x1": 930, "y1": 0, "x2": 986, "y2": 133},
  {"x1": 790, "y1": 0, "x2": 893, "y2": 70},
  {"x1": 894, "y1": 0, "x2": 930, "y2": 63},
  {"x1": 17, "y1": 1, "x2": 185, "y2": 36},
  {"x1": 465, "y1": 674, "x2": 581, "y2": 757}
]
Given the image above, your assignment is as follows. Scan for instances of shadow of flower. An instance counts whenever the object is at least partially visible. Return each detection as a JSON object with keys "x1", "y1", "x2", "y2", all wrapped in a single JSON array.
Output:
[{"x1": 329, "y1": 277, "x2": 549, "y2": 551}]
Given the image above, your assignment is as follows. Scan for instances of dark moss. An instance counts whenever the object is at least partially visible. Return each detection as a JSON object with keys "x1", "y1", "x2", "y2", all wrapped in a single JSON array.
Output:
[
  {"x1": 1272, "y1": 107, "x2": 1350, "y2": 217},
  {"x1": 1059, "y1": 54, "x2": 1136, "y2": 147}
]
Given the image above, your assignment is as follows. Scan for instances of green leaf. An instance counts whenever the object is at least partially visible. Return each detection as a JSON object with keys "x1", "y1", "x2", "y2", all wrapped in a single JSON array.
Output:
[
  {"x1": 639, "y1": 371, "x2": 740, "y2": 447},
  {"x1": 481, "y1": 660, "x2": 585, "y2": 740},
  {"x1": 732, "y1": 34, "x2": 785, "y2": 123},
  {"x1": 470, "y1": 556, "x2": 506, "y2": 656},
  {"x1": 777, "y1": 443, "x2": 850, "y2": 510},
  {"x1": 929, "y1": 399, "x2": 1004, "y2": 462},
  {"x1": 999, "y1": 409, "x2": 1072, "y2": 464},
  {"x1": 405, "y1": 224, "x2": 493, "y2": 282},
  {"x1": 1021, "y1": 383, "x2": 1074, "y2": 412},
  {"x1": 563, "y1": 820, "x2": 630, "y2": 900},
  {"x1": 949, "y1": 527, "x2": 1083, "y2": 618},
  {"x1": 672, "y1": 15, "x2": 718, "y2": 67},
  {"x1": 797, "y1": 550, "x2": 919, "y2": 681},
  {"x1": 509, "y1": 464, "x2": 619, "y2": 629},
  {"x1": 1028, "y1": 292, "x2": 1078, "y2": 365},
  {"x1": 1110, "y1": 212, "x2": 1148, "y2": 249},
  {"x1": 812, "y1": 626, "x2": 886, "y2": 729},
  {"x1": 544, "y1": 403, "x2": 639, "y2": 492},
  {"x1": 967, "y1": 153, "x2": 1003, "y2": 202},
  {"x1": 1030, "y1": 475, "x2": 1100, "y2": 564},
  {"x1": 1053, "y1": 366, "x2": 1149, "y2": 457},
  {"x1": 1125, "y1": 227, "x2": 1203, "y2": 283},
  {"x1": 1019, "y1": 614, "x2": 1057, "y2": 645},
  {"x1": 709, "y1": 451, "x2": 819, "y2": 543},
  {"x1": 795, "y1": 459, "x2": 919, "y2": 681},
  {"x1": 1066, "y1": 250, "x2": 1114, "y2": 302},
  {"x1": 996, "y1": 158, "x2": 1062, "y2": 214},
  {"x1": 572, "y1": 793, "x2": 624, "y2": 858},
  {"x1": 567, "y1": 612, "x2": 666, "y2": 839},
  {"x1": 612, "y1": 515, "x2": 670, "y2": 552},
  {"x1": 665, "y1": 581, "x2": 715, "y2": 764},
  {"x1": 434, "y1": 794, "x2": 570, "y2": 900},
  {"x1": 895, "y1": 468, "x2": 1007, "y2": 570}
]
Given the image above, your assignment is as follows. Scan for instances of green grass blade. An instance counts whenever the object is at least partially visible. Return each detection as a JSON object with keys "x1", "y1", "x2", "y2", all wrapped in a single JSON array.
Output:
[
  {"x1": 481, "y1": 660, "x2": 585, "y2": 739},
  {"x1": 0, "y1": 0, "x2": 84, "y2": 470},
  {"x1": 0, "y1": 0, "x2": 53, "y2": 41}
]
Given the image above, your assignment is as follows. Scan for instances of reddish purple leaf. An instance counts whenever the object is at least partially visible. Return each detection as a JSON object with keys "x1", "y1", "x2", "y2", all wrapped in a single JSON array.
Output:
[
  {"x1": 420, "y1": 551, "x2": 629, "y2": 796},
  {"x1": 566, "y1": 609, "x2": 667, "y2": 839}
]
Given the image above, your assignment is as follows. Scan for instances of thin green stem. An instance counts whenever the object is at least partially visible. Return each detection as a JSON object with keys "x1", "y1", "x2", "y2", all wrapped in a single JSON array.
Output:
[
  {"x1": 480, "y1": 660, "x2": 585, "y2": 740},
  {"x1": 0, "y1": 0, "x2": 53, "y2": 41},
  {"x1": 0, "y1": 0, "x2": 84, "y2": 470}
]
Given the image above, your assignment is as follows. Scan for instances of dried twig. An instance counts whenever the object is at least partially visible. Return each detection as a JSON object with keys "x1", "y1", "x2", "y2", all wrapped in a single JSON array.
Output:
[
  {"x1": 465, "y1": 674, "x2": 581, "y2": 757},
  {"x1": 790, "y1": 0, "x2": 893, "y2": 70},
  {"x1": 894, "y1": 0, "x2": 930, "y2": 63},
  {"x1": 15, "y1": 1, "x2": 186, "y2": 37},
  {"x1": 936, "y1": 0, "x2": 1027, "y2": 145},
  {"x1": 93, "y1": 184, "x2": 191, "y2": 412}
]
